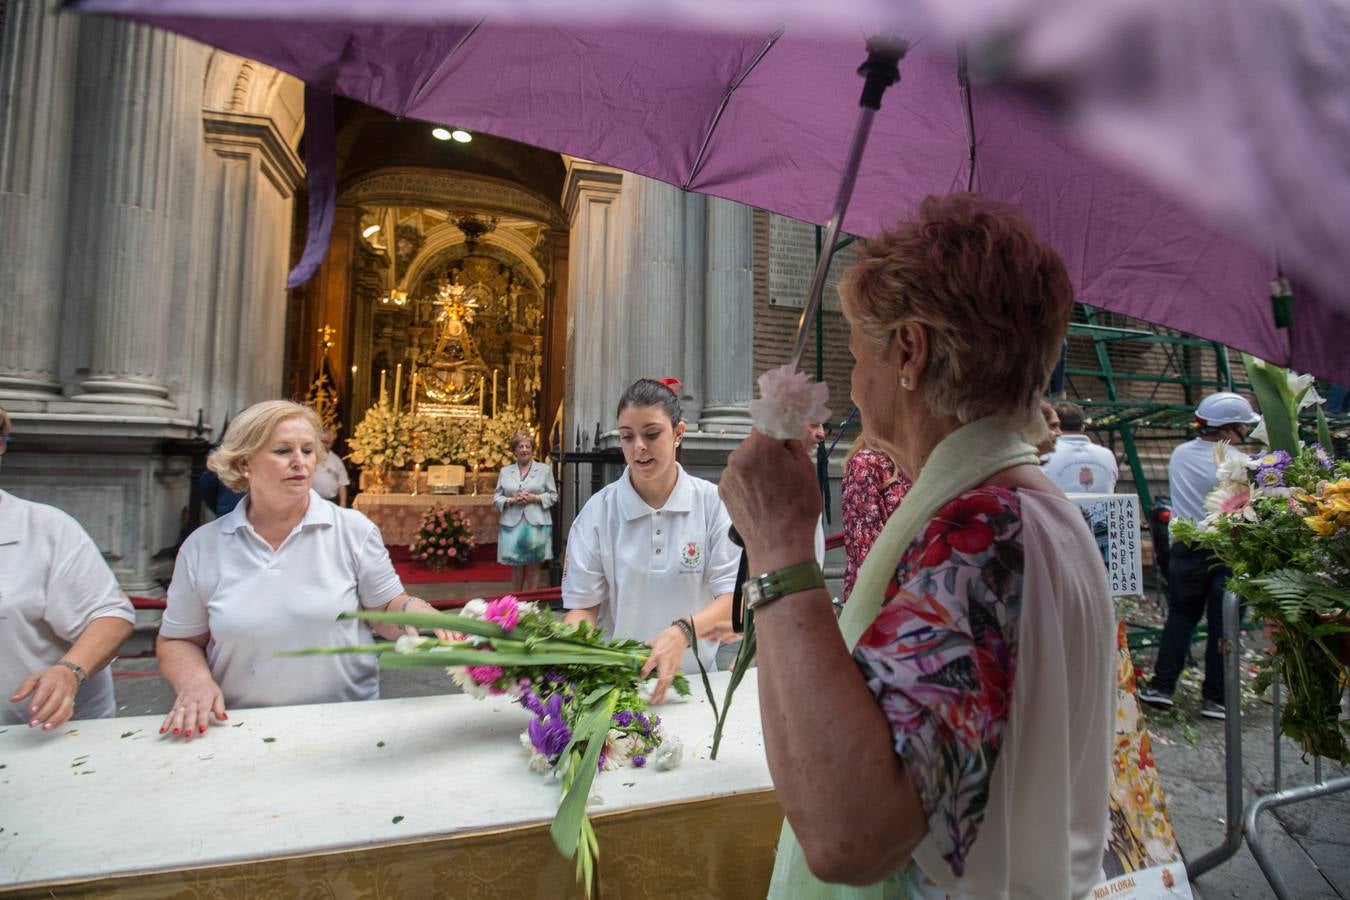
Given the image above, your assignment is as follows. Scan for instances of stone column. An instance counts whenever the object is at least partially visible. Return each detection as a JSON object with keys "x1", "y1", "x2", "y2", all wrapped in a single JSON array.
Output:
[
  {"x1": 680, "y1": 192, "x2": 706, "y2": 425},
  {"x1": 68, "y1": 19, "x2": 187, "y2": 405},
  {"x1": 700, "y1": 197, "x2": 754, "y2": 432},
  {"x1": 622, "y1": 175, "x2": 685, "y2": 403},
  {"x1": 200, "y1": 109, "x2": 304, "y2": 419},
  {"x1": 561, "y1": 160, "x2": 623, "y2": 451},
  {"x1": 0, "y1": 0, "x2": 79, "y2": 397}
]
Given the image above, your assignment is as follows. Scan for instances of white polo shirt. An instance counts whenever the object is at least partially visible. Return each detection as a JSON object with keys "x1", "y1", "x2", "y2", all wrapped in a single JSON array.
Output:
[
  {"x1": 1042, "y1": 434, "x2": 1120, "y2": 494},
  {"x1": 312, "y1": 452, "x2": 350, "y2": 501},
  {"x1": 0, "y1": 490, "x2": 134, "y2": 725},
  {"x1": 562, "y1": 466, "x2": 741, "y2": 672},
  {"x1": 162, "y1": 491, "x2": 404, "y2": 709},
  {"x1": 1169, "y1": 438, "x2": 1242, "y2": 526}
]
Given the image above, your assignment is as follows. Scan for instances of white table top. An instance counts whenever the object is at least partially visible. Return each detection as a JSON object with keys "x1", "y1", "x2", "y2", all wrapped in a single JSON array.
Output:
[{"x1": 0, "y1": 670, "x2": 770, "y2": 889}]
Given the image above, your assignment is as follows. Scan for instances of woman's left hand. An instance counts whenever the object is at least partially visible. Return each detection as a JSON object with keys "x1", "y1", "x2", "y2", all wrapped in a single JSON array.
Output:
[
  {"x1": 388, "y1": 596, "x2": 454, "y2": 642},
  {"x1": 10, "y1": 664, "x2": 80, "y2": 731},
  {"x1": 641, "y1": 625, "x2": 689, "y2": 704},
  {"x1": 720, "y1": 430, "x2": 822, "y2": 569}
]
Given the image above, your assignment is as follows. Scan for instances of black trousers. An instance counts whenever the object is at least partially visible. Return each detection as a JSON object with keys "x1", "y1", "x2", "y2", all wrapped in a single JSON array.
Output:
[{"x1": 1150, "y1": 543, "x2": 1231, "y2": 703}]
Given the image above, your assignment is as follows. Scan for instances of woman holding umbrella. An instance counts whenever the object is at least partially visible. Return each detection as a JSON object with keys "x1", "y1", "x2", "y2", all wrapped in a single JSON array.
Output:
[{"x1": 720, "y1": 194, "x2": 1115, "y2": 897}]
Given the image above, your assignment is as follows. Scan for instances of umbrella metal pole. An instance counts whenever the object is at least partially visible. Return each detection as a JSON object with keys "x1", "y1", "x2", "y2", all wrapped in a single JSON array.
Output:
[
  {"x1": 730, "y1": 36, "x2": 906, "y2": 631},
  {"x1": 1186, "y1": 591, "x2": 1245, "y2": 879},
  {"x1": 788, "y1": 37, "x2": 908, "y2": 372}
]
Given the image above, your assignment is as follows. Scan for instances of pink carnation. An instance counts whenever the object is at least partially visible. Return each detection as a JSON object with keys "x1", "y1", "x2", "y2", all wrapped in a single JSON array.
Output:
[
  {"x1": 484, "y1": 595, "x2": 521, "y2": 631},
  {"x1": 465, "y1": 664, "x2": 504, "y2": 686},
  {"x1": 448, "y1": 547, "x2": 457, "y2": 558}
]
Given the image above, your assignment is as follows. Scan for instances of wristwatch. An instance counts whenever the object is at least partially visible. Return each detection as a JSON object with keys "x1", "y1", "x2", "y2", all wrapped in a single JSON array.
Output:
[{"x1": 743, "y1": 561, "x2": 826, "y2": 611}]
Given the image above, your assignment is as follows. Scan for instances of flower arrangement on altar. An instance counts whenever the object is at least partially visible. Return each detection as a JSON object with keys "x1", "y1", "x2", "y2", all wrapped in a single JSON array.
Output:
[
  {"x1": 1172, "y1": 357, "x2": 1350, "y2": 762},
  {"x1": 347, "y1": 404, "x2": 417, "y2": 471},
  {"x1": 408, "y1": 506, "x2": 476, "y2": 571},
  {"x1": 294, "y1": 595, "x2": 687, "y2": 892},
  {"x1": 349, "y1": 408, "x2": 535, "y2": 472}
]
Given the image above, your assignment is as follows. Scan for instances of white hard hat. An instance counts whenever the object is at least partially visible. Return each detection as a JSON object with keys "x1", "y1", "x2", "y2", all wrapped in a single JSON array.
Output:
[{"x1": 1195, "y1": 392, "x2": 1260, "y2": 426}]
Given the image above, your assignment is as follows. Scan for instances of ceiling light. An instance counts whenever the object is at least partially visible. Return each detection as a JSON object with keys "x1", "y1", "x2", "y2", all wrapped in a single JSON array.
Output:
[
  {"x1": 451, "y1": 129, "x2": 472, "y2": 143},
  {"x1": 431, "y1": 127, "x2": 452, "y2": 141},
  {"x1": 361, "y1": 224, "x2": 381, "y2": 238}
]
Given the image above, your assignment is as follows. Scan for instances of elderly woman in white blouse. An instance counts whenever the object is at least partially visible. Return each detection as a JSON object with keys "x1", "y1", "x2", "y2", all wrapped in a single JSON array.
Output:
[
  {"x1": 157, "y1": 400, "x2": 444, "y2": 741},
  {"x1": 493, "y1": 430, "x2": 558, "y2": 591}
]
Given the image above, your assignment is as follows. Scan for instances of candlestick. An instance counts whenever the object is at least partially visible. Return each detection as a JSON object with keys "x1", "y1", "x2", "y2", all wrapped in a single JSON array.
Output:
[
  {"x1": 410, "y1": 372, "x2": 419, "y2": 415},
  {"x1": 492, "y1": 369, "x2": 498, "y2": 418},
  {"x1": 379, "y1": 369, "x2": 388, "y2": 409},
  {"x1": 479, "y1": 376, "x2": 485, "y2": 413},
  {"x1": 393, "y1": 363, "x2": 403, "y2": 416},
  {"x1": 507, "y1": 375, "x2": 513, "y2": 409}
]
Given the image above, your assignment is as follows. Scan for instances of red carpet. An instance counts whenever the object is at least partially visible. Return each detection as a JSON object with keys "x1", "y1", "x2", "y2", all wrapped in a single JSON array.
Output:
[{"x1": 388, "y1": 543, "x2": 511, "y2": 585}]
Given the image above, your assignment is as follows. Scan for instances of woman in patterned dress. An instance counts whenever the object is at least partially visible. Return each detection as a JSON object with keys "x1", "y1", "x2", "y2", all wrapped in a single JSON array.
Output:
[
  {"x1": 840, "y1": 436, "x2": 911, "y2": 602},
  {"x1": 719, "y1": 194, "x2": 1115, "y2": 897}
]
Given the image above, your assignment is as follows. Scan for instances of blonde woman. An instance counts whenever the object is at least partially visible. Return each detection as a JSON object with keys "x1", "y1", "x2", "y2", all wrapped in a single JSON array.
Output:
[
  {"x1": 493, "y1": 430, "x2": 557, "y2": 591},
  {"x1": 156, "y1": 400, "x2": 444, "y2": 741}
]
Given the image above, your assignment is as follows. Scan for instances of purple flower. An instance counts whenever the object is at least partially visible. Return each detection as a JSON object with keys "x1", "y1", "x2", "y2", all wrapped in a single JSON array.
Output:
[
  {"x1": 613, "y1": 710, "x2": 633, "y2": 728},
  {"x1": 1253, "y1": 450, "x2": 1293, "y2": 470},
  {"x1": 1310, "y1": 443, "x2": 1334, "y2": 470},
  {"x1": 632, "y1": 754, "x2": 646, "y2": 768},
  {"x1": 519, "y1": 687, "x2": 546, "y2": 717},
  {"x1": 527, "y1": 713, "x2": 571, "y2": 759},
  {"x1": 1256, "y1": 466, "x2": 1285, "y2": 488}
]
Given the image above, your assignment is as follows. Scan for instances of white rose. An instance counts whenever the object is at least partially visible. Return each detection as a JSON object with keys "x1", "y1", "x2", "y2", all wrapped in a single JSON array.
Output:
[{"x1": 652, "y1": 737, "x2": 684, "y2": 771}]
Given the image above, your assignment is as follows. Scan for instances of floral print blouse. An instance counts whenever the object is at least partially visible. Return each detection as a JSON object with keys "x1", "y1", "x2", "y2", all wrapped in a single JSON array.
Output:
[
  {"x1": 853, "y1": 486, "x2": 1024, "y2": 881},
  {"x1": 841, "y1": 448, "x2": 912, "y2": 600}
]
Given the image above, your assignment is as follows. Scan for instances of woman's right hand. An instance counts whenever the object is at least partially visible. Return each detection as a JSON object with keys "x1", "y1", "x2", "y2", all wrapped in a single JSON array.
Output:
[{"x1": 160, "y1": 676, "x2": 227, "y2": 740}]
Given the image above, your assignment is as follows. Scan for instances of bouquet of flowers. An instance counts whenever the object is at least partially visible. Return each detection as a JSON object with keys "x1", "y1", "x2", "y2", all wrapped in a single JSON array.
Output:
[
  {"x1": 293, "y1": 595, "x2": 687, "y2": 893},
  {"x1": 1172, "y1": 357, "x2": 1350, "y2": 762},
  {"x1": 408, "y1": 506, "x2": 476, "y2": 571},
  {"x1": 348, "y1": 405, "x2": 417, "y2": 470}
]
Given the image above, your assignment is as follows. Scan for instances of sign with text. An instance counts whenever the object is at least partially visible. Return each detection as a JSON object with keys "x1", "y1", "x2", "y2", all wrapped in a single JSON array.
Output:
[
  {"x1": 1068, "y1": 492, "x2": 1144, "y2": 597},
  {"x1": 766, "y1": 215, "x2": 853, "y2": 311}
]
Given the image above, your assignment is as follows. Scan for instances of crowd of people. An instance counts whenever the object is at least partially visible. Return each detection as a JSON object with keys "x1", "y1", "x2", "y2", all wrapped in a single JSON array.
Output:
[{"x1": 1, "y1": 190, "x2": 1277, "y2": 896}]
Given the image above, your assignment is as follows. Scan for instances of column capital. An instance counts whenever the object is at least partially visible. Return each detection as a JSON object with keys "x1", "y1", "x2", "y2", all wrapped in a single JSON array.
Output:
[
  {"x1": 202, "y1": 109, "x2": 305, "y2": 197},
  {"x1": 562, "y1": 158, "x2": 624, "y2": 224}
]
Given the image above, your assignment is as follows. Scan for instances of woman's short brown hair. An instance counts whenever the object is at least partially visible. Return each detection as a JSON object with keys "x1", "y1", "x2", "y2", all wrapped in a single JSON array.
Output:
[
  {"x1": 509, "y1": 430, "x2": 536, "y2": 453},
  {"x1": 839, "y1": 193, "x2": 1073, "y2": 426},
  {"x1": 208, "y1": 400, "x2": 325, "y2": 492}
]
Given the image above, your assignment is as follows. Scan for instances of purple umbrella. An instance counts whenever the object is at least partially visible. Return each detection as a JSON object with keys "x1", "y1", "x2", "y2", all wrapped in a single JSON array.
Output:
[{"x1": 66, "y1": 4, "x2": 1350, "y2": 381}]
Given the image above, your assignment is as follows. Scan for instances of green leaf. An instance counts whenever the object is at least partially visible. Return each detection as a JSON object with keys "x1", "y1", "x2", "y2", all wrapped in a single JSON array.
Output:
[
  {"x1": 551, "y1": 692, "x2": 618, "y2": 858},
  {"x1": 711, "y1": 611, "x2": 758, "y2": 760},
  {"x1": 1316, "y1": 405, "x2": 1334, "y2": 452},
  {"x1": 392, "y1": 815, "x2": 404, "y2": 824},
  {"x1": 343, "y1": 610, "x2": 506, "y2": 638},
  {"x1": 1242, "y1": 355, "x2": 1298, "y2": 454},
  {"x1": 377, "y1": 650, "x2": 630, "y2": 669}
]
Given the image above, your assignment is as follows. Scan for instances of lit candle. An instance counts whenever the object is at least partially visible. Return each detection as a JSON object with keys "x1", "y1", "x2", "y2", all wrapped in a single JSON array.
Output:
[
  {"x1": 410, "y1": 372, "x2": 419, "y2": 415},
  {"x1": 393, "y1": 363, "x2": 403, "y2": 416},
  {"x1": 492, "y1": 369, "x2": 498, "y2": 418},
  {"x1": 479, "y1": 375, "x2": 485, "y2": 413},
  {"x1": 379, "y1": 369, "x2": 388, "y2": 408},
  {"x1": 507, "y1": 375, "x2": 513, "y2": 409}
]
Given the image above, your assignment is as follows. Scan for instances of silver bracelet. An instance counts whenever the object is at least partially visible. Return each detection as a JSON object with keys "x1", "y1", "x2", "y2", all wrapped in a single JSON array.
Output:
[{"x1": 57, "y1": 660, "x2": 87, "y2": 688}]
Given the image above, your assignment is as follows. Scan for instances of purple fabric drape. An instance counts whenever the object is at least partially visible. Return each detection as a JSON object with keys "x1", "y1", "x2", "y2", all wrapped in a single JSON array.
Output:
[{"x1": 285, "y1": 86, "x2": 336, "y2": 290}]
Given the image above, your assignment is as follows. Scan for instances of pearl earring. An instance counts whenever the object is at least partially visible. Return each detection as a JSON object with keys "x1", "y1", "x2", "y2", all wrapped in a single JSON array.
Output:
[{"x1": 900, "y1": 376, "x2": 910, "y2": 389}]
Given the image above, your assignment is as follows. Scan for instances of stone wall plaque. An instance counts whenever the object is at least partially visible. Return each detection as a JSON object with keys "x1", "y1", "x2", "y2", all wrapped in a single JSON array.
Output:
[{"x1": 766, "y1": 215, "x2": 854, "y2": 312}]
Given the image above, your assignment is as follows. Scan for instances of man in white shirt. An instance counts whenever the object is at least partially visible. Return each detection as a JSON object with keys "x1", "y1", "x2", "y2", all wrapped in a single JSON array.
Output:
[
  {"x1": 312, "y1": 429, "x2": 351, "y2": 506},
  {"x1": 1042, "y1": 402, "x2": 1119, "y2": 494},
  {"x1": 1139, "y1": 392, "x2": 1260, "y2": 720}
]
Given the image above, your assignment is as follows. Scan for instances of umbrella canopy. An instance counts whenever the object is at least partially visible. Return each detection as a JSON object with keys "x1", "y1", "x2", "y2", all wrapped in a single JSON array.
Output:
[{"x1": 70, "y1": 5, "x2": 1350, "y2": 382}]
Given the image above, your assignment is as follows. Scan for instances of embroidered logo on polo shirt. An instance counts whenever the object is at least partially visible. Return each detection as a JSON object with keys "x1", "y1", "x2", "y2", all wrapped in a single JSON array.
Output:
[{"x1": 680, "y1": 540, "x2": 702, "y2": 569}]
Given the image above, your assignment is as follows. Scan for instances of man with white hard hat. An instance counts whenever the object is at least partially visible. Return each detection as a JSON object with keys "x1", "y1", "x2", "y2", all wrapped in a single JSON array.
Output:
[{"x1": 1139, "y1": 392, "x2": 1260, "y2": 719}]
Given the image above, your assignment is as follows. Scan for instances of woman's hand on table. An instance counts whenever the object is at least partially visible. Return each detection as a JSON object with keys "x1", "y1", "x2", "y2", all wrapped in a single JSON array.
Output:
[
  {"x1": 720, "y1": 430, "x2": 821, "y2": 571},
  {"x1": 641, "y1": 625, "x2": 689, "y2": 704},
  {"x1": 161, "y1": 676, "x2": 228, "y2": 740},
  {"x1": 10, "y1": 664, "x2": 81, "y2": 731}
]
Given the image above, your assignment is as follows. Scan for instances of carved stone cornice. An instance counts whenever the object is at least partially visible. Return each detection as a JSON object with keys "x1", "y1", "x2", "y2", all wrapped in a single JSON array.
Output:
[
  {"x1": 339, "y1": 168, "x2": 566, "y2": 228},
  {"x1": 562, "y1": 159, "x2": 624, "y2": 224},
  {"x1": 202, "y1": 109, "x2": 305, "y2": 196}
]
